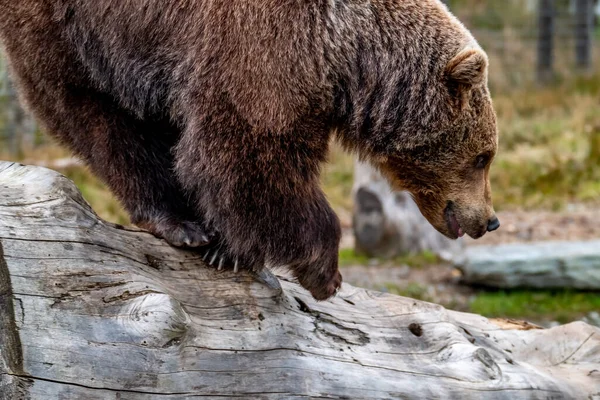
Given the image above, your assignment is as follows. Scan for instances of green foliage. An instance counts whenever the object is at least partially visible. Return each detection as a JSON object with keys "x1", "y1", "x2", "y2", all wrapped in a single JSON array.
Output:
[
  {"x1": 383, "y1": 284, "x2": 599, "y2": 324},
  {"x1": 338, "y1": 248, "x2": 440, "y2": 268},
  {"x1": 470, "y1": 289, "x2": 600, "y2": 324},
  {"x1": 384, "y1": 282, "x2": 432, "y2": 302},
  {"x1": 338, "y1": 248, "x2": 372, "y2": 267},
  {"x1": 490, "y1": 82, "x2": 600, "y2": 210},
  {"x1": 393, "y1": 251, "x2": 440, "y2": 269}
]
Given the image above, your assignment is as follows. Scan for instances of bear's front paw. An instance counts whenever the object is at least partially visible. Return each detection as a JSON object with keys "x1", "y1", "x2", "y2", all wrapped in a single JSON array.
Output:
[
  {"x1": 310, "y1": 268, "x2": 342, "y2": 301},
  {"x1": 198, "y1": 242, "x2": 282, "y2": 291},
  {"x1": 296, "y1": 255, "x2": 342, "y2": 301},
  {"x1": 137, "y1": 217, "x2": 214, "y2": 248}
]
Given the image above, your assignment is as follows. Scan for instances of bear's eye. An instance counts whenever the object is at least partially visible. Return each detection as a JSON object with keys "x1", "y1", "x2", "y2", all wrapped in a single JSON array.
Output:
[{"x1": 475, "y1": 153, "x2": 490, "y2": 169}]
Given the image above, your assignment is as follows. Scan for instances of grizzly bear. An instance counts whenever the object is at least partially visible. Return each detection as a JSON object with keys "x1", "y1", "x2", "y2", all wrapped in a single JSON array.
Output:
[{"x1": 0, "y1": 0, "x2": 499, "y2": 300}]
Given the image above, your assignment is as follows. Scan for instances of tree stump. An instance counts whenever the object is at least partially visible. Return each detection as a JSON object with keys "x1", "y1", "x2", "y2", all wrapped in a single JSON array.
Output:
[{"x1": 1, "y1": 161, "x2": 599, "y2": 399}]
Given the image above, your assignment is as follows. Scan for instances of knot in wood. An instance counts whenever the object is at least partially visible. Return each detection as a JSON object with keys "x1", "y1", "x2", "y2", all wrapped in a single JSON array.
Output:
[
  {"x1": 473, "y1": 348, "x2": 501, "y2": 380},
  {"x1": 119, "y1": 293, "x2": 190, "y2": 348}
]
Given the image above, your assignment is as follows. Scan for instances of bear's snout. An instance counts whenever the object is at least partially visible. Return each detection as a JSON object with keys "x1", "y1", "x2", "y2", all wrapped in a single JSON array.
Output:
[{"x1": 487, "y1": 216, "x2": 500, "y2": 232}]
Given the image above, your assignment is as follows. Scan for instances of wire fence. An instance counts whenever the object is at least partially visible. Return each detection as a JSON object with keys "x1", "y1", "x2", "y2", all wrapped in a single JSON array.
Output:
[
  {"x1": 454, "y1": 0, "x2": 600, "y2": 89},
  {"x1": 0, "y1": 0, "x2": 598, "y2": 156}
]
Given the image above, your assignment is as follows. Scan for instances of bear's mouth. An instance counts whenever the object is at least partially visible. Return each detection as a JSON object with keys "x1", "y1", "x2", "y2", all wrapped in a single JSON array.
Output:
[{"x1": 444, "y1": 202, "x2": 464, "y2": 239}]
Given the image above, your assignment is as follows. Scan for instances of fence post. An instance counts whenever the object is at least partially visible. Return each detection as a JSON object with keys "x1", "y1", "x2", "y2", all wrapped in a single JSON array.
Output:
[
  {"x1": 575, "y1": 0, "x2": 593, "y2": 70},
  {"x1": 537, "y1": 0, "x2": 555, "y2": 83}
]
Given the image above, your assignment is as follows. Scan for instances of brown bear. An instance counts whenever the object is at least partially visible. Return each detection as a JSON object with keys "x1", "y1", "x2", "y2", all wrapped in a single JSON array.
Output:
[{"x1": 0, "y1": 0, "x2": 499, "y2": 300}]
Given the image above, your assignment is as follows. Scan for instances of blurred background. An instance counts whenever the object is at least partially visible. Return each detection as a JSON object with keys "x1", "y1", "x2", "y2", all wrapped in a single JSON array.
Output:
[{"x1": 1, "y1": 0, "x2": 599, "y2": 327}]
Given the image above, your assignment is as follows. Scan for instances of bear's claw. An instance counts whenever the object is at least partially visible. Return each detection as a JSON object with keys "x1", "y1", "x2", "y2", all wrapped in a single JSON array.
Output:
[
  {"x1": 255, "y1": 268, "x2": 282, "y2": 292},
  {"x1": 198, "y1": 244, "x2": 281, "y2": 291},
  {"x1": 209, "y1": 251, "x2": 219, "y2": 266}
]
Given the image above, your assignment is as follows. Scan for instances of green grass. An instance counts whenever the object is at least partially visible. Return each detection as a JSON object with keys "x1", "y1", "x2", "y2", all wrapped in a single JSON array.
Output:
[
  {"x1": 338, "y1": 248, "x2": 440, "y2": 268},
  {"x1": 386, "y1": 284, "x2": 600, "y2": 325},
  {"x1": 385, "y1": 282, "x2": 432, "y2": 302},
  {"x1": 489, "y1": 85, "x2": 600, "y2": 211},
  {"x1": 338, "y1": 248, "x2": 372, "y2": 267},
  {"x1": 393, "y1": 250, "x2": 439, "y2": 269},
  {"x1": 469, "y1": 290, "x2": 600, "y2": 324}
]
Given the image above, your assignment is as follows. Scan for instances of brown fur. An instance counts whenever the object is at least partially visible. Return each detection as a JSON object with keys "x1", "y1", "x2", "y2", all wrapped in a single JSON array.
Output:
[{"x1": 0, "y1": 0, "x2": 498, "y2": 300}]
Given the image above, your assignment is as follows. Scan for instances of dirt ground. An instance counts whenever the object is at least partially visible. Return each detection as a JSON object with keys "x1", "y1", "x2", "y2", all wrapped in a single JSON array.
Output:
[{"x1": 463, "y1": 208, "x2": 600, "y2": 246}]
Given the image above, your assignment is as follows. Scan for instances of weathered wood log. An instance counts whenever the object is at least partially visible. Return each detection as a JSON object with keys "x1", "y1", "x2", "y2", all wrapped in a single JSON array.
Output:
[
  {"x1": 455, "y1": 240, "x2": 600, "y2": 289},
  {"x1": 1, "y1": 161, "x2": 599, "y2": 399},
  {"x1": 353, "y1": 161, "x2": 464, "y2": 260}
]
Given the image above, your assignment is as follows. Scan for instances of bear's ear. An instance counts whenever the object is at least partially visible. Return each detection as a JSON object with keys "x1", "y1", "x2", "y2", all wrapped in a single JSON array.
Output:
[{"x1": 445, "y1": 48, "x2": 488, "y2": 87}]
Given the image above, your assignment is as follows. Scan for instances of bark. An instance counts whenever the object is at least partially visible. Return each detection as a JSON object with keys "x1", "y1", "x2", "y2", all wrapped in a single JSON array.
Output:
[{"x1": 0, "y1": 161, "x2": 599, "y2": 399}]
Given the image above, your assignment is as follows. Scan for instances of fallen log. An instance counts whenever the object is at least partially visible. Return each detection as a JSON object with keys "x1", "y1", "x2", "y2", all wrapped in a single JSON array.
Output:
[
  {"x1": 0, "y1": 161, "x2": 599, "y2": 399},
  {"x1": 456, "y1": 241, "x2": 600, "y2": 289}
]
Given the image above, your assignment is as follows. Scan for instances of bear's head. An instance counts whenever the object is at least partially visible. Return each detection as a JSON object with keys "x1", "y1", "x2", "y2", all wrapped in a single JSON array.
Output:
[{"x1": 372, "y1": 47, "x2": 499, "y2": 240}]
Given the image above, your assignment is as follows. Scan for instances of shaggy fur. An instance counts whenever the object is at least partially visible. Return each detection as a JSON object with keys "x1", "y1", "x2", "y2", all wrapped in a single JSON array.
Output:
[{"x1": 0, "y1": 0, "x2": 498, "y2": 300}]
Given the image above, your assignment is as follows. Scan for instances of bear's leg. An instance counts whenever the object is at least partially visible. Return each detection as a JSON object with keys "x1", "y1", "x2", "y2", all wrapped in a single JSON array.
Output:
[
  {"x1": 50, "y1": 96, "x2": 213, "y2": 247},
  {"x1": 10, "y1": 76, "x2": 211, "y2": 247},
  {"x1": 0, "y1": 8, "x2": 212, "y2": 247},
  {"x1": 174, "y1": 111, "x2": 342, "y2": 300},
  {"x1": 59, "y1": 98, "x2": 213, "y2": 247}
]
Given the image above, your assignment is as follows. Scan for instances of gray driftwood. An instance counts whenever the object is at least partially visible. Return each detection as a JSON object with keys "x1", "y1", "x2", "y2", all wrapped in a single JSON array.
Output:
[
  {"x1": 353, "y1": 161, "x2": 464, "y2": 261},
  {"x1": 1, "y1": 161, "x2": 600, "y2": 400},
  {"x1": 456, "y1": 241, "x2": 600, "y2": 289}
]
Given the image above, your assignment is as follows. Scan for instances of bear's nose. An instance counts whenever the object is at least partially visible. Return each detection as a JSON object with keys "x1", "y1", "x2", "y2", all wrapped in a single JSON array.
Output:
[{"x1": 487, "y1": 216, "x2": 500, "y2": 232}]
